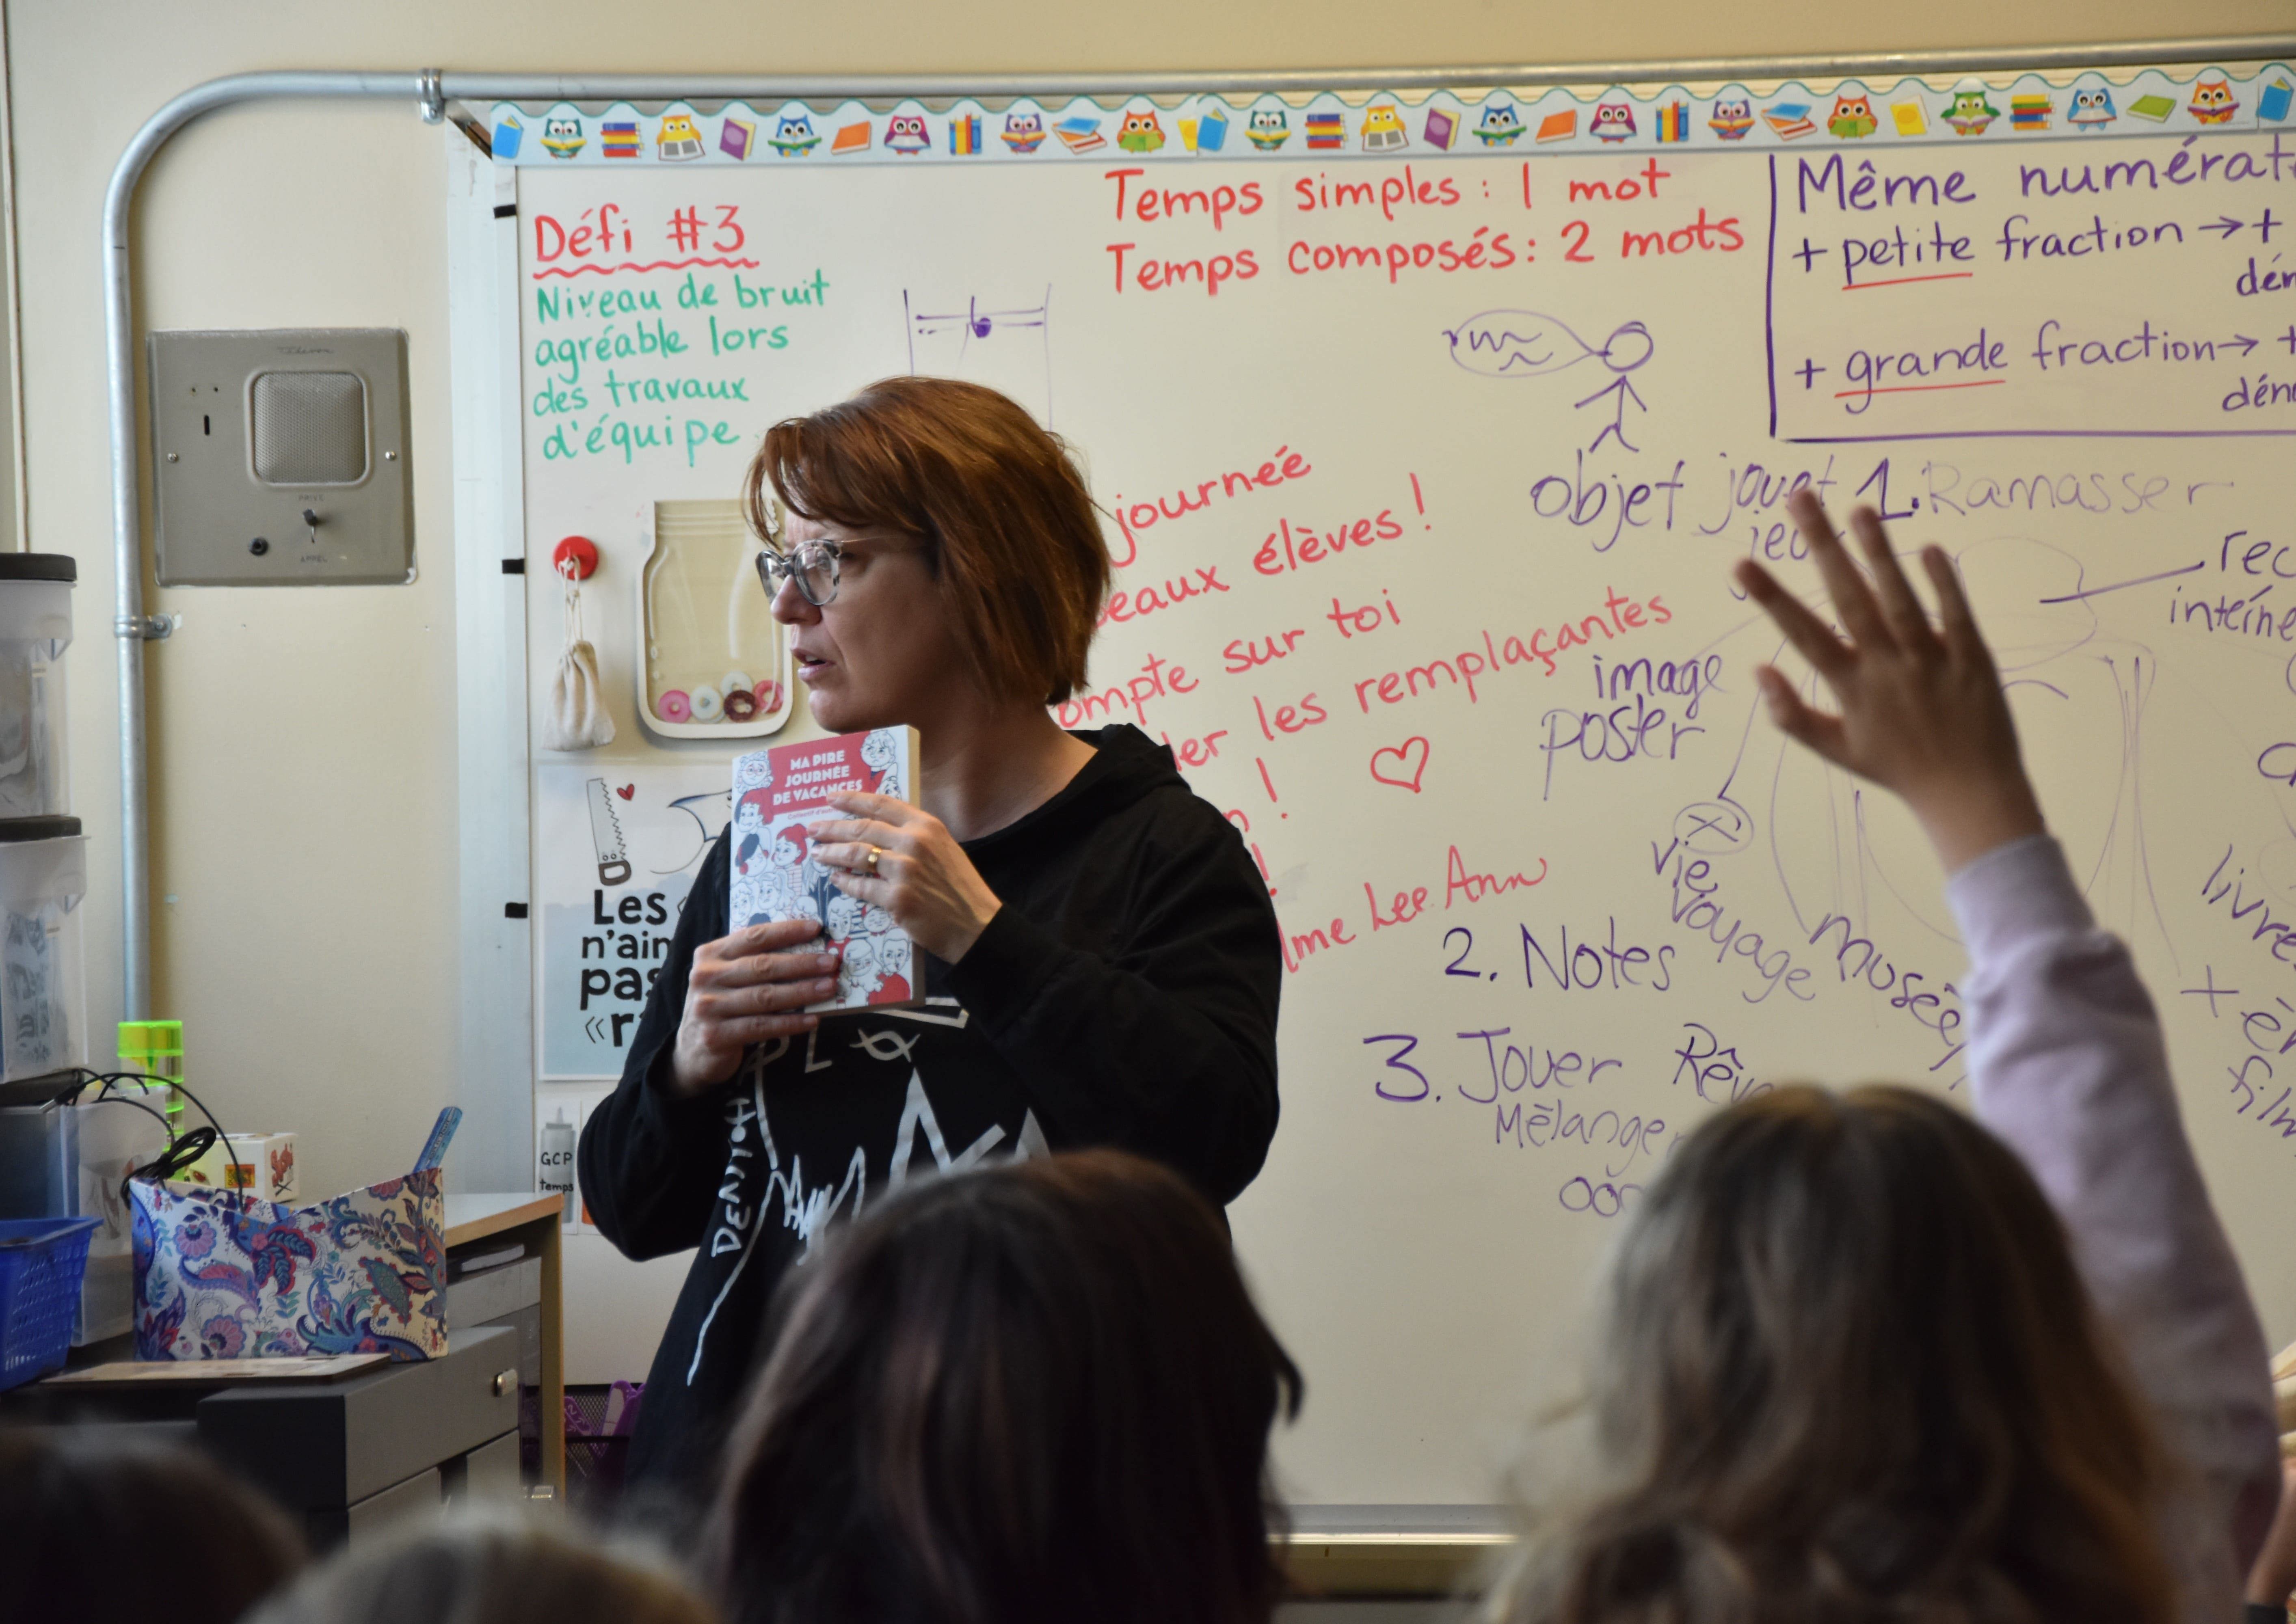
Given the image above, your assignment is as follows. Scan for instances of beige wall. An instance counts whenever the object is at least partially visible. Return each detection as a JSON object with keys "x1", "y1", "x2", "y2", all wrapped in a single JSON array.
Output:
[{"x1": 6, "y1": 0, "x2": 2291, "y2": 1203}]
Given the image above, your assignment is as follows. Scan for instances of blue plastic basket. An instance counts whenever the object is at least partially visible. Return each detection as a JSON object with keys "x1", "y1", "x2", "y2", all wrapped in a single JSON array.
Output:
[{"x1": 0, "y1": 1216, "x2": 100, "y2": 1392}]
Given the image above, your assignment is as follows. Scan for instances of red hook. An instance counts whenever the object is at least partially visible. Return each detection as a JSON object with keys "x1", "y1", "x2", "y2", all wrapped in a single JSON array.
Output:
[{"x1": 552, "y1": 535, "x2": 599, "y2": 581}]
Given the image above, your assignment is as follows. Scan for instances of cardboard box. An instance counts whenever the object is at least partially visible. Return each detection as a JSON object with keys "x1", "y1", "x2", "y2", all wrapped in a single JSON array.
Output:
[{"x1": 178, "y1": 1131, "x2": 298, "y2": 1203}]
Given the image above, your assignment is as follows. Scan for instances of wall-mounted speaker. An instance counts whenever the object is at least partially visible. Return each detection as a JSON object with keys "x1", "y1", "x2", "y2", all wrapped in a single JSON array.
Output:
[{"x1": 147, "y1": 329, "x2": 413, "y2": 586}]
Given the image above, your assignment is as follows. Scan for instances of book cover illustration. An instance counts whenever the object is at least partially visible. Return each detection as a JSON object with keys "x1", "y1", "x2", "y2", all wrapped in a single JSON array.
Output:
[{"x1": 729, "y1": 727, "x2": 919, "y2": 1011}]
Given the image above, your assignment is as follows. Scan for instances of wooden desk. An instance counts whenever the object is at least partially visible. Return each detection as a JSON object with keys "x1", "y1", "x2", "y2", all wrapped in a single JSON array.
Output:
[{"x1": 446, "y1": 1193, "x2": 564, "y2": 1499}]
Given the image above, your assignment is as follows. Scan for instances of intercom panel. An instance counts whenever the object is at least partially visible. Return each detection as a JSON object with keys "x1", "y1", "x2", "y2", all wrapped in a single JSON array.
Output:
[{"x1": 148, "y1": 328, "x2": 413, "y2": 586}]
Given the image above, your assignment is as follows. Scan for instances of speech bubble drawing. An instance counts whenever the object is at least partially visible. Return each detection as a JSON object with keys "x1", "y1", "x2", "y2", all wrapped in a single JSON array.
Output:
[{"x1": 1443, "y1": 311, "x2": 1653, "y2": 379}]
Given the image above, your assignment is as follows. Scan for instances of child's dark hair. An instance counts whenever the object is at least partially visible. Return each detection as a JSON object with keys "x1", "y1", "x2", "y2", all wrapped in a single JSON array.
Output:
[
  {"x1": 0, "y1": 1426, "x2": 306, "y2": 1624},
  {"x1": 706, "y1": 1149, "x2": 1302, "y2": 1624}
]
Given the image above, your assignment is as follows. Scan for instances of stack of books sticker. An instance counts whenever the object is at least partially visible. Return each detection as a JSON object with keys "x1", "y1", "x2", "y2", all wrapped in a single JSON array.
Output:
[
  {"x1": 1306, "y1": 111, "x2": 1344, "y2": 149},
  {"x1": 1763, "y1": 102, "x2": 1817, "y2": 139},
  {"x1": 2010, "y1": 94, "x2": 2052, "y2": 131},
  {"x1": 601, "y1": 120, "x2": 641, "y2": 158},
  {"x1": 1055, "y1": 116, "x2": 1105, "y2": 153}
]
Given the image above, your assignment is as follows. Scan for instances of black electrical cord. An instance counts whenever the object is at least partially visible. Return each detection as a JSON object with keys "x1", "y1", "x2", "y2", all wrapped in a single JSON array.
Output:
[
  {"x1": 45, "y1": 1076, "x2": 170, "y2": 1140},
  {"x1": 44, "y1": 1067, "x2": 240, "y2": 1214}
]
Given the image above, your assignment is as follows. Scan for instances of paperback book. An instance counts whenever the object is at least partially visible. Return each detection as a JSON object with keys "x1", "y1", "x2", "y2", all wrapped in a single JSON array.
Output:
[{"x1": 729, "y1": 727, "x2": 921, "y2": 1011}]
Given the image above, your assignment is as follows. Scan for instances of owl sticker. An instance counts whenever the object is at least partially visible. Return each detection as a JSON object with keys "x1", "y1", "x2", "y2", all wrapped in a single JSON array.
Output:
[
  {"x1": 1944, "y1": 90, "x2": 1998, "y2": 136},
  {"x1": 2190, "y1": 77, "x2": 2238, "y2": 124},
  {"x1": 769, "y1": 113, "x2": 820, "y2": 156},
  {"x1": 1827, "y1": 94, "x2": 1877, "y2": 138},
  {"x1": 1362, "y1": 104, "x2": 1409, "y2": 151},
  {"x1": 540, "y1": 117, "x2": 585, "y2": 160},
  {"x1": 1475, "y1": 102, "x2": 1526, "y2": 145},
  {"x1": 1589, "y1": 102, "x2": 1644, "y2": 143},
  {"x1": 885, "y1": 113, "x2": 931, "y2": 154},
  {"x1": 656, "y1": 113, "x2": 705, "y2": 161},
  {"x1": 1591, "y1": 102, "x2": 1637, "y2": 143},
  {"x1": 1708, "y1": 97, "x2": 1755, "y2": 140},
  {"x1": 2069, "y1": 86, "x2": 2117, "y2": 130},
  {"x1": 1246, "y1": 107, "x2": 1290, "y2": 150},
  {"x1": 1117, "y1": 110, "x2": 1166, "y2": 153},
  {"x1": 1002, "y1": 110, "x2": 1046, "y2": 153}
]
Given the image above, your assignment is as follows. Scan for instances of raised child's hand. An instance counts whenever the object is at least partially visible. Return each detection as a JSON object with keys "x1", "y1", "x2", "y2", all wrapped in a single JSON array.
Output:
[{"x1": 1733, "y1": 489, "x2": 2044, "y2": 874}]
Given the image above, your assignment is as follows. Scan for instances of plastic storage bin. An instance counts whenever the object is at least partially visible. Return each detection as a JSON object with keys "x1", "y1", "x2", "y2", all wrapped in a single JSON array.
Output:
[
  {"x1": 0, "y1": 1215, "x2": 99, "y2": 1390},
  {"x1": 0, "y1": 1097, "x2": 81, "y2": 1232},
  {"x1": 0, "y1": 555, "x2": 73, "y2": 822},
  {"x1": 0, "y1": 1087, "x2": 169, "y2": 1345},
  {"x1": 0, "y1": 824, "x2": 85, "y2": 1084}
]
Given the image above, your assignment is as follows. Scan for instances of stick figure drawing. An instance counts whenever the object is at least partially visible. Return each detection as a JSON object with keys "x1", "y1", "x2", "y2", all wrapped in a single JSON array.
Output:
[{"x1": 1441, "y1": 310, "x2": 1657, "y2": 454}]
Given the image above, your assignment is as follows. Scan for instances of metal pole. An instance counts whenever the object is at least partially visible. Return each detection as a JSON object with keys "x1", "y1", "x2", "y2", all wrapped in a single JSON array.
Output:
[
  {"x1": 104, "y1": 72, "x2": 423, "y2": 1018},
  {"x1": 102, "y1": 34, "x2": 2296, "y2": 1017}
]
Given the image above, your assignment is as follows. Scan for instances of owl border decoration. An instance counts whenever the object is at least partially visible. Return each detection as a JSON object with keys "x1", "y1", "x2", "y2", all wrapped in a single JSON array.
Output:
[{"x1": 485, "y1": 63, "x2": 2294, "y2": 167}]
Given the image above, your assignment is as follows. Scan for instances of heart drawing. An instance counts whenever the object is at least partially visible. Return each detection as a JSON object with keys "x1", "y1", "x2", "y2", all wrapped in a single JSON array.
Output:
[
  {"x1": 616, "y1": 784, "x2": 636, "y2": 800},
  {"x1": 1369, "y1": 737, "x2": 1430, "y2": 793}
]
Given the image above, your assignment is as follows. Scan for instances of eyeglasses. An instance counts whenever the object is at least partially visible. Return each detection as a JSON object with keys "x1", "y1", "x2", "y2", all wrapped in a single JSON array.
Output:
[
  {"x1": 754, "y1": 538, "x2": 854, "y2": 608},
  {"x1": 752, "y1": 495, "x2": 922, "y2": 609}
]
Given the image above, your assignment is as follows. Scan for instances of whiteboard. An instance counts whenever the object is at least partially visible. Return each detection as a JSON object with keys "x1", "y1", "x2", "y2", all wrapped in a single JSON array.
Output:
[{"x1": 500, "y1": 58, "x2": 2296, "y2": 1510}]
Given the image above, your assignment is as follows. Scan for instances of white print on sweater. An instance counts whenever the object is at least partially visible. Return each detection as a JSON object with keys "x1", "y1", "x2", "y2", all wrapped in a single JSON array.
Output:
[{"x1": 686, "y1": 1039, "x2": 1040, "y2": 1384}]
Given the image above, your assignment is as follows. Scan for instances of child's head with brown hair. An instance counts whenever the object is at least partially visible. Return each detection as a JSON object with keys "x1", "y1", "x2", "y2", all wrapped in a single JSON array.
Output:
[
  {"x1": 744, "y1": 377, "x2": 1109, "y2": 707},
  {"x1": 0, "y1": 1427, "x2": 307, "y2": 1624},
  {"x1": 246, "y1": 1510, "x2": 714, "y2": 1624},
  {"x1": 1501, "y1": 1083, "x2": 2177, "y2": 1624},
  {"x1": 706, "y1": 1149, "x2": 1301, "y2": 1624}
]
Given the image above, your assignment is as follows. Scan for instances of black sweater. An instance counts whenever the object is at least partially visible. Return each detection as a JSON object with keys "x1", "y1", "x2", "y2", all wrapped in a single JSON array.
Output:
[{"x1": 577, "y1": 725, "x2": 1283, "y2": 1497}]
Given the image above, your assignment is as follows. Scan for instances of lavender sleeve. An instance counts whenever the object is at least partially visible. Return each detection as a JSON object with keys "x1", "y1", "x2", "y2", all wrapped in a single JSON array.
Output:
[{"x1": 1950, "y1": 834, "x2": 2280, "y2": 1620}]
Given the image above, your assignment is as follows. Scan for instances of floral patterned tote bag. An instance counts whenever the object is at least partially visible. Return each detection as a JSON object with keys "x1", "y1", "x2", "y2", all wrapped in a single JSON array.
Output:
[{"x1": 128, "y1": 1112, "x2": 456, "y2": 1362}]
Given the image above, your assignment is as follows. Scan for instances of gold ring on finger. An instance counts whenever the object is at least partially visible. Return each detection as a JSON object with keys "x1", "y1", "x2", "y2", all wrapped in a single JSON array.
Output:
[{"x1": 865, "y1": 845, "x2": 882, "y2": 874}]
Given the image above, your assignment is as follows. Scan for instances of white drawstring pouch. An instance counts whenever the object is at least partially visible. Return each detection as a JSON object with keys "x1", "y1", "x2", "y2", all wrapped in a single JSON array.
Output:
[{"x1": 542, "y1": 570, "x2": 615, "y2": 751}]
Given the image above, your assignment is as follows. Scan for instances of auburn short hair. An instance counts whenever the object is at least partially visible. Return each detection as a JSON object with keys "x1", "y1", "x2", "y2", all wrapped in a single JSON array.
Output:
[{"x1": 744, "y1": 378, "x2": 1109, "y2": 705}]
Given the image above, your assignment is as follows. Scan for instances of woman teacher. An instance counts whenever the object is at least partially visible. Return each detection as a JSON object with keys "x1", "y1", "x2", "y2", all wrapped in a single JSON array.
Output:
[{"x1": 579, "y1": 378, "x2": 1285, "y2": 1499}]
